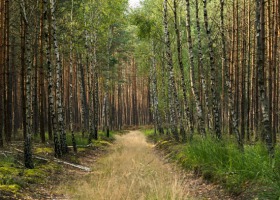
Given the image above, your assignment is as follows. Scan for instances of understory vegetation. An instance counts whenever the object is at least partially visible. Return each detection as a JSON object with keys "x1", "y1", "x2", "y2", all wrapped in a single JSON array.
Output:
[
  {"x1": 0, "y1": 131, "x2": 115, "y2": 199},
  {"x1": 143, "y1": 129, "x2": 280, "y2": 199}
]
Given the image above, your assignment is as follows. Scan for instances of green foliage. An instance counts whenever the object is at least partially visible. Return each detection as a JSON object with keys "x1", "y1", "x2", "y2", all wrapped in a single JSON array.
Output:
[
  {"x1": 0, "y1": 154, "x2": 60, "y2": 197},
  {"x1": 144, "y1": 130, "x2": 280, "y2": 199}
]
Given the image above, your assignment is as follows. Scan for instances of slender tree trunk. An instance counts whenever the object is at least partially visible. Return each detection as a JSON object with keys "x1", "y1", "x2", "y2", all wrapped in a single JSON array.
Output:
[
  {"x1": 20, "y1": 0, "x2": 34, "y2": 169},
  {"x1": 173, "y1": 0, "x2": 192, "y2": 140},
  {"x1": 255, "y1": 0, "x2": 274, "y2": 155},
  {"x1": 151, "y1": 42, "x2": 163, "y2": 135},
  {"x1": 163, "y1": 0, "x2": 179, "y2": 141},
  {"x1": 39, "y1": 0, "x2": 45, "y2": 143},
  {"x1": 93, "y1": 32, "x2": 99, "y2": 140},
  {"x1": 20, "y1": 16, "x2": 27, "y2": 140},
  {"x1": 220, "y1": 0, "x2": 243, "y2": 149},
  {"x1": 50, "y1": 0, "x2": 68, "y2": 155},
  {"x1": 69, "y1": 0, "x2": 77, "y2": 153},
  {"x1": 203, "y1": 0, "x2": 221, "y2": 139},
  {"x1": 185, "y1": 0, "x2": 206, "y2": 137},
  {"x1": 4, "y1": 0, "x2": 11, "y2": 143},
  {"x1": 0, "y1": 0, "x2": 4, "y2": 148},
  {"x1": 195, "y1": 0, "x2": 212, "y2": 132},
  {"x1": 272, "y1": 0, "x2": 279, "y2": 143},
  {"x1": 78, "y1": 57, "x2": 87, "y2": 136},
  {"x1": 46, "y1": 0, "x2": 60, "y2": 157}
]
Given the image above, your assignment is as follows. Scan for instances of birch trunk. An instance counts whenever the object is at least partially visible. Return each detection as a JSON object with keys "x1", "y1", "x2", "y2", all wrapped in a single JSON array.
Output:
[
  {"x1": 195, "y1": 0, "x2": 212, "y2": 131},
  {"x1": 39, "y1": 0, "x2": 45, "y2": 143},
  {"x1": 220, "y1": 0, "x2": 243, "y2": 149},
  {"x1": 255, "y1": 0, "x2": 274, "y2": 155},
  {"x1": 151, "y1": 42, "x2": 163, "y2": 135},
  {"x1": 78, "y1": 57, "x2": 87, "y2": 137},
  {"x1": 44, "y1": 0, "x2": 60, "y2": 157},
  {"x1": 163, "y1": 0, "x2": 179, "y2": 141},
  {"x1": 185, "y1": 0, "x2": 206, "y2": 137},
  {"x1": 173, "y1": 0, "x2": 192, "y2": 140},
  {"x1": 203, "y1": 0, "x2": 221, "y2": 139},
  {"x1": 50, "y1": 0, "x2": 68, "y2": 155},
  {"x1": 20, "y1": 0, "x2": 34, "y2": 169}
]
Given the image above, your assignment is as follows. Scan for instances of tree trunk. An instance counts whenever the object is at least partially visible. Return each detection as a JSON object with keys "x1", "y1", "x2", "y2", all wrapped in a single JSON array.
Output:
[
  {"x1": 46, "y1": 0, "x2": 60, "y2": 157},
  {"x1": 255, "y1": 0, "x2": 274, "y2": 155},
  {"x1": 173, "y1": 0, "x2": 192, "y2": 140},
  {"x1": 220, "y1": 0, "x2": 243, "y2": 149},
  {"x1": 69, "y1": 0, "x2": 77, "y2": 153},
  {"x1": 39, "y1": 0, "x2": 45, "y2": 143},
  {"x1": 0, "y1": 0, "x2": 4, "y2": 148},
  {"x1": 203, "y1": 0, "x2": 221, "y2": 139},
  {"x1": 20, "y1": 0, "x2": 34, "y2": 169},
  {"x1": 163, "y1": 0, "x2": 179, "y2": 141},
  {"x1": 4, "y1": 0, "x2": 12, "y2": 143},
  {"x1": 50, "y1": 0, "x2": 68, "y2": 155},
  {"x1": 185, "y1": 0, "x2": 206, "y2": 137},
  {"x1": 195, "y1": 0, "x2": 212, "y2": 131},
  {"x1": 150, "y1": 42, "x2": 163, "y2": 135}
]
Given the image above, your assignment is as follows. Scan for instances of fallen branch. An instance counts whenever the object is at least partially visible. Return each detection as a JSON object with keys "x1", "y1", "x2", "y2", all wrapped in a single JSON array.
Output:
[
  {"x1": 68, "y1": 144, "x2": 92, "y2": 148},
  {"x1": 53, "y1": 159, "x2": 91, "y2": 172},
  {"x1": 8, "y1": 148, "x2": 91, "y2": 172}
]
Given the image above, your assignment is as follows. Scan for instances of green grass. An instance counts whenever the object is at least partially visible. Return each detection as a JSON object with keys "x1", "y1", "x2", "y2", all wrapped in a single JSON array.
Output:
[
  {"x1": 143, "y1": 129, "x2": 280, "y2": 199},
  {"x1": 65, "y1": 130, "x2": 117, "y2": 147}
]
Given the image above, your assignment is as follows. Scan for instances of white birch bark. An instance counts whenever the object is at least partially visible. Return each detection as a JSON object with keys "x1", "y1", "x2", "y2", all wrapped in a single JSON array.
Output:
[
  {"x1": 185, "y1": 0, "x2": 206, "y2": 137},
  {"x1": 44, "y1": 0, "x2": 61, "y2": 157},
  {"x1": 163, "y1": 0, "x2": 179, "y2": 141},
  {"x1": 50, "y1": 0, "x2": 68, "y2": 154},
  {"x1": 203, "y1": 0, "x2": 222, "y2": 139}
]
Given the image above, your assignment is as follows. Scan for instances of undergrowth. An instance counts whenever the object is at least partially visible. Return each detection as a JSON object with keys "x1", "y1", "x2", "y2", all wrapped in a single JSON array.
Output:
[
  {"x1": 0, "y1": 154, "x2": 60, "y2": 199},
  {"x1": 143, "y1": 129, "x2": 280, "y2": 199},
  {"x1": 0, "y1": 130, "x2": 118, "y2": 199}
]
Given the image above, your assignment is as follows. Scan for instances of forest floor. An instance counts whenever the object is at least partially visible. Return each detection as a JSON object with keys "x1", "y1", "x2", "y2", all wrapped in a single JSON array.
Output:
[{"x1": 54, "y1": 131, "x2": 234, "y2": 200}]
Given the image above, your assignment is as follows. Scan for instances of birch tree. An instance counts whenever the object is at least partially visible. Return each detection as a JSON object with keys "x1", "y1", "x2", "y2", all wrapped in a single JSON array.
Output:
[
  {"x1": 20, "y1": 0, "x2": 34, "y2": 169},
  {"x1": 185, "y1": 0, "x2": 206, "y2": 137},
  {"x1": 203, "y1": 0, "x2": 221, "y2": 139}
]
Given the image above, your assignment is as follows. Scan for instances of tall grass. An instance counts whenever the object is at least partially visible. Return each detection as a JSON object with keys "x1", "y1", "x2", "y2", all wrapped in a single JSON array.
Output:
[{"x1": 144, "y1": 129, "x2": 280, "y2": 198}]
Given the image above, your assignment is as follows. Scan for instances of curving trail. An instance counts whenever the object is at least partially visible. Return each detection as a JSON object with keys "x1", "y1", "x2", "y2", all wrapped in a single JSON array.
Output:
[{"x1": 58, "y1": 131, "x2": 232, "y2": 200}]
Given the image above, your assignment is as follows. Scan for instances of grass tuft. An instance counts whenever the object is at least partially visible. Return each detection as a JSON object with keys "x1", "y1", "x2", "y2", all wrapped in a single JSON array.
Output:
[{"x1": 143, "y1": 129, "x2": 280, "y2": 199}]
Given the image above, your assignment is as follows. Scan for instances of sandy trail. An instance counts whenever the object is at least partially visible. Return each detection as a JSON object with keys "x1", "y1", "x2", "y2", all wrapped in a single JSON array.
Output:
[
  {"x1": 58, "y1": 131, "x2": 231, "y2": 200},
  {"x1": 58, "y1": 131, "x2": 233, "y2": 200}
]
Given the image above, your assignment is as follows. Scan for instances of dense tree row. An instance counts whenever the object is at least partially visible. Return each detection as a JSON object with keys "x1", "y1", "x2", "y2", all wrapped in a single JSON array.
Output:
[
  {"x1": 132, "y1": 0, "x2": 279, "y2": 155},
  {"x1": 0, "y1": 0, "x2": 279, "y2": 168},
  {"x1": 0, "y1": 0, "x2": 151, "y2": 168}
]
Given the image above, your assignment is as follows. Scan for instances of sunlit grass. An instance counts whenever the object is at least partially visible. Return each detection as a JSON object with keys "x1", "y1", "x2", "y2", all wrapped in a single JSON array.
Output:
[{"x1": 58, "y1": 131, "x2": 188, "y2": 200}]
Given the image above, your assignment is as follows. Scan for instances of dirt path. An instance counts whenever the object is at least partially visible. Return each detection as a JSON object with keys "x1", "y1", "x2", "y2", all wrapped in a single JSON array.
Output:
[{"x1": 58, "y1": 131, "x2": 232, "y2": 200}]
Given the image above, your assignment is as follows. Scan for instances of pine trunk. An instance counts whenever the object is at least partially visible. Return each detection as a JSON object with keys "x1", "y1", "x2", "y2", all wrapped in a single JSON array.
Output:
[
  {"x1": 39, "y1": 0, "x2": 45, "y2": 143},
  {"x1": 69, "y1": 0, "x2": 77, "y2": 153}
]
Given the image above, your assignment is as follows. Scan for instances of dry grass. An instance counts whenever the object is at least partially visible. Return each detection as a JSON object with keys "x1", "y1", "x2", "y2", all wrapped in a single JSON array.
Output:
[{"x1": 58, "y1": 131, "x2": 189, "y2": 200}]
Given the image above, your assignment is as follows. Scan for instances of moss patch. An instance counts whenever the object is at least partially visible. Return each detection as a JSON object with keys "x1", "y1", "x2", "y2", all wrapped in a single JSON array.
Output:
[
  {"x1": 0, "y1": 184, "x2": 20, "y2": 193},
  {"x1": 34, "y1": 147, "x2": 53, "y2": 154}
]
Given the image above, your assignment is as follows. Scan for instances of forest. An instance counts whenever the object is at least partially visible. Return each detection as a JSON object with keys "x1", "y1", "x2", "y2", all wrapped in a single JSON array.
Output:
[{"x1": 0, "y1": 0, "x2": 280, "y2": 199}]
